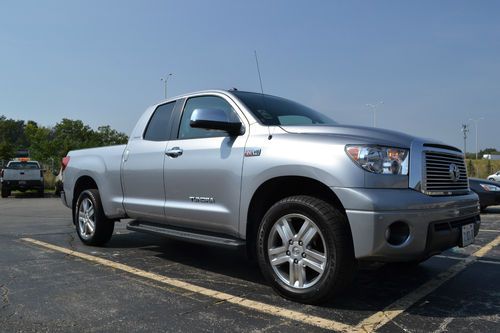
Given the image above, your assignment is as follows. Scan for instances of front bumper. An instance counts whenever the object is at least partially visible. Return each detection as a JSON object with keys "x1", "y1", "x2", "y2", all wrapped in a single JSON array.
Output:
[{"x1": 333, "y1": 187, "x2": 480, "y2": 261}]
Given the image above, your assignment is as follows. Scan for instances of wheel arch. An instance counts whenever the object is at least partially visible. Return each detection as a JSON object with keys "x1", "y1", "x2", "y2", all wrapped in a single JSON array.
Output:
[
  {"x1": 72, "y1": 176, "x2": 99, "y2": 224},
  {"x1": 245, "y1": 176, "x2": 352, "y2": 259}
]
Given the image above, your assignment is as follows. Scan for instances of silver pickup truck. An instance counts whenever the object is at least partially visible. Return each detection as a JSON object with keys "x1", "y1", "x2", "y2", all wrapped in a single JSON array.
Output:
[
  {"x1": 61, "y1": 90, "x2": 480, "y2": 303},
  {"x1": 1, "y1": 160, "x2": 45, "y2": 198}
]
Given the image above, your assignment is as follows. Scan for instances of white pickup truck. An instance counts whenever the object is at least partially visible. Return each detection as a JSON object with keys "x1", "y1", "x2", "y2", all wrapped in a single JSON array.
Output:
[
  {"x1": 1, "y1": 160, "x2": 45, "y2": 198},
  {"x1": 61, "y1": 89, "x2": 480, "y2": 304}
]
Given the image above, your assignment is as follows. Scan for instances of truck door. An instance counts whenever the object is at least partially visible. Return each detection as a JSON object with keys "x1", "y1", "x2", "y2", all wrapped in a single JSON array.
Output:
[
  {"x1": 163, "y1": 94, "x2": 248, "y2": 236},
  {"x1": 121, "y1": 101, "x2": 176, "y2": 222}
]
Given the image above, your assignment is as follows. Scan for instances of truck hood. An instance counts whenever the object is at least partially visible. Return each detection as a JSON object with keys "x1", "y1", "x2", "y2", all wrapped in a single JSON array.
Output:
[{"x1": 279, "y1": 124, "x2": 440, "y2": 149}]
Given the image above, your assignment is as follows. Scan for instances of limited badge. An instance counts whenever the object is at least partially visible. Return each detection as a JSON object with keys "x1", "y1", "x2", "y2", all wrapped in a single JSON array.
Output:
[{"x1": 244, "y1": 148, "x2": 261, "y2": 157}]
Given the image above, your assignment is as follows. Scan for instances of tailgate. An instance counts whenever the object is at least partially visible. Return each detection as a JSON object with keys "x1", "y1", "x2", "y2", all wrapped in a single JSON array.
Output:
[{"x1": 4, "y1": 169, "x2": 41, "y2": 181}]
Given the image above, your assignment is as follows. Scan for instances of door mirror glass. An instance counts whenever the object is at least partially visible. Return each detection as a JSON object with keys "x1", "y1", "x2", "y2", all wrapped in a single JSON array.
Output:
[{"x1": 190, "y1": 108, "x2": 243, "y2": 136}]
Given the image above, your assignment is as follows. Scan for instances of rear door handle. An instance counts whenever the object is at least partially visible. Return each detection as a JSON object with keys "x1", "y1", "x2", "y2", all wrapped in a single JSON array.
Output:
[{"x1": 166, "y1": 147, "x2": 183, "y2": 158}]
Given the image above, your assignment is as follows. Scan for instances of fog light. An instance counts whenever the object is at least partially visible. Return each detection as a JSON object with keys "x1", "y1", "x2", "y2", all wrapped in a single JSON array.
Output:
[{"x1": 386, "y1": 221, "x2": 410, "y2": 246}]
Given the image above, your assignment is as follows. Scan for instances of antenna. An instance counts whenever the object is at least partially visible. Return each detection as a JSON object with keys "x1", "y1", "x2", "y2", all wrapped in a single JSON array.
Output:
[
  {"x1": 254, "y1": 50, "x2": 265, "y2": 95},
  {"x1": 254, "y1": 50, "x2": 272, "y2": 140}
]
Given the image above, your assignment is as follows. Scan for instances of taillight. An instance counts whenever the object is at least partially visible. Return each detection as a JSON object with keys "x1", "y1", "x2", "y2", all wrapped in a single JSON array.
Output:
[
  {"x1": 40, "y1": 170, "x2": 44, "y2": 178},
  {"x1": 61, "y1": 156, "x2": 70, "y2": 172}
]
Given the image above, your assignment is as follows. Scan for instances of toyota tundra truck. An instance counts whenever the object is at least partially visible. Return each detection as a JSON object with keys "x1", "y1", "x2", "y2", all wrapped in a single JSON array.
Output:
[{"x1": 61, "y1": 90, "x2": 480, "y2": 304}]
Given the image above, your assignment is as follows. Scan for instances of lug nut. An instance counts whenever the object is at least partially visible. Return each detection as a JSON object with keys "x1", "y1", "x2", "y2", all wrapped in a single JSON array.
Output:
[
  {"x1": 298, "y1": 241, "x2": 303, "y2": 246},
  {"x1": 301, "y1": 253, "x2": 306, "y2": 258},
  {"x1": 293, "y1": 259, "x2": 298, "y2": 264},
  {"x1": 288, "y1": 239, "x2": 293, "y2": 245},
  {"x1": 286, "y1": 250, "x2": 290, "y2": 255}
]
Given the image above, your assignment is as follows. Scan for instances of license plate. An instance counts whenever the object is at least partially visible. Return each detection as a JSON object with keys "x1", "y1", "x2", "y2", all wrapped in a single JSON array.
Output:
[
  {"x1": 461, "y1": 223, "x2": 475, "y2": 247},
  {"x1": 19, "y1": 180, "x2": 26, "y2": 185}
]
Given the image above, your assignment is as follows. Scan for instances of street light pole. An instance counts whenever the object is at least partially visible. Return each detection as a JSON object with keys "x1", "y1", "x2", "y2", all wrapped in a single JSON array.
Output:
[
  {"x1": 161, "y1": 73, "x2": 173, "y2": 99},
  {"x1": 461, "y1": 124, "x2": 469, "y2": 156},
  {"x1": 366, "y1": 101, "x2": 383, "y2": 127},
  {"x1": 469, "y1": 117, "x2": 484, "y2": 160}
]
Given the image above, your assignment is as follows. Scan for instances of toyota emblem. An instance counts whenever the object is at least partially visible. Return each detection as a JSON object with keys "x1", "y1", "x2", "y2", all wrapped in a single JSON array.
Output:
[{"x1": 449, "y1": 163, "x2": 460, "y2": 182}]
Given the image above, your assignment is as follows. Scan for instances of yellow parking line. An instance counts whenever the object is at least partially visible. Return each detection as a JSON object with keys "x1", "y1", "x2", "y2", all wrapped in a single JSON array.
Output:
[
  {"x1": 480, "y1": 229, "x2": 500, "y2": 233},
  {"x1": 355, "y1": 235, "x2": 500, "y2": 333},
  {"x1": 20, "y1": 237, "x2": 354, "y2": 332}
]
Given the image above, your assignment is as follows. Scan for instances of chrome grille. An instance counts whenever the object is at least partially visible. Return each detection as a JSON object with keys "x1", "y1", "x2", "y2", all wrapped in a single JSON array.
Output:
[{"x1": 423, "y1": 151, "x2": 468, "y2": 195}]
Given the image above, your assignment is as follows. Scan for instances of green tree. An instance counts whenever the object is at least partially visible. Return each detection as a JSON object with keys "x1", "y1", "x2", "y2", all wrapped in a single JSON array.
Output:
[
  {"x1": 478, "y1": 148, "x2": 500, "y2": 158},
  {"x1": 95, "y1": 125, "x2": 128, "y2": 146},
  {"x1": 52, "y1": 119, "x2": 96, "y2": 157},
  {"x1": 0, "y1": 142, "x2": 15, "y2": 164},
  {"x1": 24, "y1": 121, "x2": 55, "y2": 162},
  {"x1": 0, "y1": 116, "x2": 28, "y2": 148},
  {"x1": 0, "y1": 115, "x2": 128, "y2": 169},
  {"x1": 467, "y1": 159, "x2": 476, "y2": 177}
]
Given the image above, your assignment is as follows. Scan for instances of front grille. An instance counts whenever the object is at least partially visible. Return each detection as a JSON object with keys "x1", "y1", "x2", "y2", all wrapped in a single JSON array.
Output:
[{"x1": 423, "y1": 151, "x2": 468, "y2": 195}]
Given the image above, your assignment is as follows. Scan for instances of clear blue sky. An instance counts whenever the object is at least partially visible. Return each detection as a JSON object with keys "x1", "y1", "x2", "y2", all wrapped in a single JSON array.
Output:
[{"x1": 1, "y1": 1, "x2": 499, "y2": 152}]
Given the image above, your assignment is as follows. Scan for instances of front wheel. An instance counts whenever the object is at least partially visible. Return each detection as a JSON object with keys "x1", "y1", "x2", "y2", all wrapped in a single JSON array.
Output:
[
  {"x1": 75, "y1": 189, "x2": 114, "y2": 246},
  {"x1": 257, "y1": 196, "x2": 355, "y2": 304}
]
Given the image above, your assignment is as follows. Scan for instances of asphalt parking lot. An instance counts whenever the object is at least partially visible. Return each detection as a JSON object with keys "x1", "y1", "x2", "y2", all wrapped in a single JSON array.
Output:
[{"x1": 1, "y1": 196, "x2": 499, "y2": 332}]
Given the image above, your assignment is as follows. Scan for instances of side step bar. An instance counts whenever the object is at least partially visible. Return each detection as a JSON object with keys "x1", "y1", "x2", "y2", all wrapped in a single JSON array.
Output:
[{"x1": 126, "y1": 221, "x2": 246, "y2": 249}]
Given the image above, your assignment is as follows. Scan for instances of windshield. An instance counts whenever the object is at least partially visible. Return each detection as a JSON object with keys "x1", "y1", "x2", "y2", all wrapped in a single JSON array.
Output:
[
  {"x1": 7, "y1": 162, "x2": 40, "y2": 169},
  {"x1": 232, "y1": 91, "x2": 337, "y2": 126}
]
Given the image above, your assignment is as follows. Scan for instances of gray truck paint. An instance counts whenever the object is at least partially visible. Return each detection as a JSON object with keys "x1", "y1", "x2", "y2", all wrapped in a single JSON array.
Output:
[{"x1": 62, "y1": 89, "x2": 480, "y2": 260}]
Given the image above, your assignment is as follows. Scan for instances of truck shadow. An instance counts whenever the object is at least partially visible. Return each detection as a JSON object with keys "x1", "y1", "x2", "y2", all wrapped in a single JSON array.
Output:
[{"x1": 106, "y1": 231, "x2": 500, "y2": 319}]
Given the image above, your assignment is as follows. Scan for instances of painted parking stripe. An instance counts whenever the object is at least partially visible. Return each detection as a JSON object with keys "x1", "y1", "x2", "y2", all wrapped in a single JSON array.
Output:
[
  {"x1": 480, "y1": 229, "x2": 500, "y2": 233},
  {"x1": 436, "y1": 255, "x2": 500, "y2": 266},
  {"x1": 355, "y1": 235, "x2": 500, "y2": 333},
  {"x1": 20, "y1": 238, "x2": 354, "y2": 332}
]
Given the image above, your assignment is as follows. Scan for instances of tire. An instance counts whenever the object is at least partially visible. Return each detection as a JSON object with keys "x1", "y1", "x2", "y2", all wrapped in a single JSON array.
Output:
[
  {"x1": 75, "y1": 189, "x2": 114, "y2": 246},
  {"x1": 488, "y1": 178, "x2": 495, "y2": 181},
  {"x1": 39, "y1": 186, "x2": 45, "y2": 198},
  {"x1": 1, "y1": 188, "x2": 9, "y2": 198},
  {"x1": 257, "y1": 195, "x2": 355, "y2": 304}
]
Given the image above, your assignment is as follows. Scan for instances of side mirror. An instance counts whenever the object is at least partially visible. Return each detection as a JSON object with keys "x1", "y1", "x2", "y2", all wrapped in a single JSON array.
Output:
[{"x1": 190, "y1": 109, "x2": 244, "y2": 136}]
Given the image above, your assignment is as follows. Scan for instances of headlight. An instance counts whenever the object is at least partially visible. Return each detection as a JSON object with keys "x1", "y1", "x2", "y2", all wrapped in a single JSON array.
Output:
[
  {"x1": 480, "y1": 183, "x2": 500, "y2": 192},
  {"x1": 345, "y1": 145, "x2": 409, "y2": 175}
]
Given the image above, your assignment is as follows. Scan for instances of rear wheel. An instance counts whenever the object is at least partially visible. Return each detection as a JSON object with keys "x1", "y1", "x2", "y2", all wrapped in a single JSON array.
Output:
[
  {"x1": 1, "y1": 188, "x2": 9, "y2": 198},
  {"x1": 75, "y1": 189, "x2": 114, "y2": 246},
  {"x1": 38, "y1": 186, "x2": 44, "y2": 198},
  {"x1": 257, "y1": 195, "x2": 355, "y2": 304}
]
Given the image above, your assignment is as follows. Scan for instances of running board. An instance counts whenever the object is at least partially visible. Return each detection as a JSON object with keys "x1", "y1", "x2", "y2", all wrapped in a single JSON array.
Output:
[{"x1": 126, "y1": 221, "x2": 246, "y2": 249}]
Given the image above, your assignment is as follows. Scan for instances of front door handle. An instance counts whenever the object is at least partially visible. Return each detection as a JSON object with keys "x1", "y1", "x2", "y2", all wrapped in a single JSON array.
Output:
[{"x1": 166, "y1": 147, "x2": 183, "y2": 158}]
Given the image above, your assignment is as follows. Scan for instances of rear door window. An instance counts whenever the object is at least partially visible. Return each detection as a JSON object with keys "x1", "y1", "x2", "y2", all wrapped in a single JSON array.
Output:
[{"x1": 143, "y1": 101, "x2": 176, "y2": 141}]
